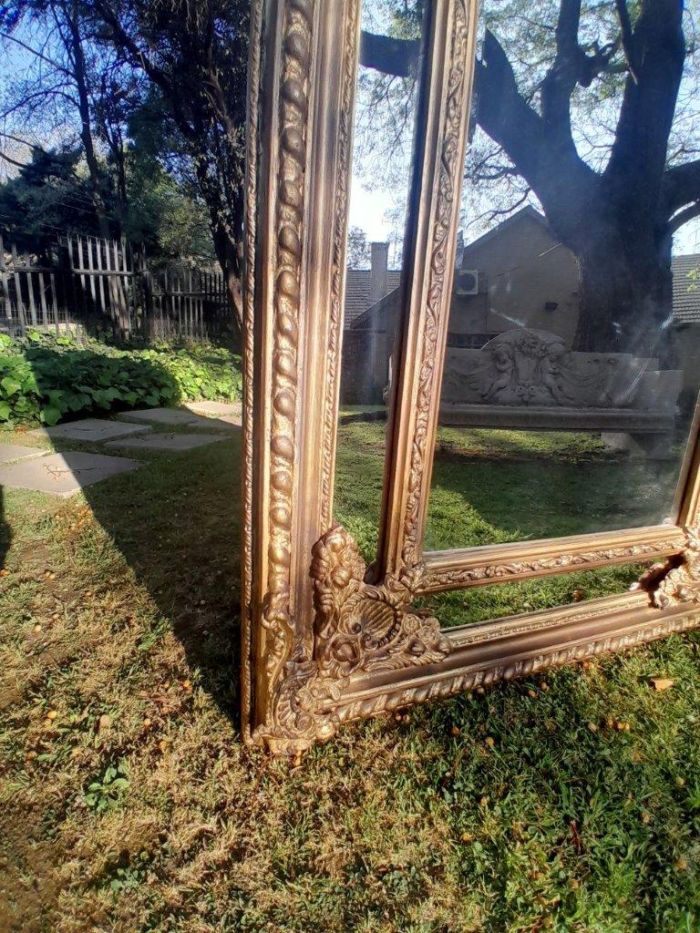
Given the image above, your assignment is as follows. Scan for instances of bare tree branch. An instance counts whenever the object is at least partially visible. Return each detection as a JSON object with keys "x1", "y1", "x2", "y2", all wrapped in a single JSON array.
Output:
[
  {"x1": 0, "y1": 29, "x2": 71, "y2": 76},
  {"x1": 359, "y1": 31, "x2": 420, "y2": 78},
  {"x1": 663, "y1": 158, "x2": 700, "y2": 214},
  {"x1": 669, "y1": 199, "x2": 700, "y2": 232},
  {"x1": 614, "y1": 0, "x2": 639, "y2": 82}
]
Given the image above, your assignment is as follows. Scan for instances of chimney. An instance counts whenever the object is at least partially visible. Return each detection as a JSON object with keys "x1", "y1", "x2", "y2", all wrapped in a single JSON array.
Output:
[
  {"x1": 368, "y1": 241, "x2": 389, "y2": 307},
  {"x1": 456, "y1": 230, "x2": 465, "y2": 268}
]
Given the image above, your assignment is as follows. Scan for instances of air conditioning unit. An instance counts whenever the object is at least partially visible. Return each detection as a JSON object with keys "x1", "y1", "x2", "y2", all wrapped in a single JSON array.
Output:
[{"x1": 455, "y1": 269, "x2": 479, "y2": 296}]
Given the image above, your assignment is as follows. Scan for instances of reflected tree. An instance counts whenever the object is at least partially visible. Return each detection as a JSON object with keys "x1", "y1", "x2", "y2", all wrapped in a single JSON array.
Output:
[{"x1": 361, "y1": 0, "x2": 700, "y2": 354}]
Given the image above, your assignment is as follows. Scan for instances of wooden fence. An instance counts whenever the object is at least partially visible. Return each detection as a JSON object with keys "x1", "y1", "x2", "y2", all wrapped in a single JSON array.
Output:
[{"x1": 0, "y1": 233, "x2": 231, "y2": 342}]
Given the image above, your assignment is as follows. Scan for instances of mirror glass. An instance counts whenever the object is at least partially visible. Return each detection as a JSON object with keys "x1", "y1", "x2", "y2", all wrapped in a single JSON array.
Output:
[
  {"x1": 334, "y1": 0, "x2": 429, "y2": 562},
  {"x1": 419, "y1": 561, "x2": 654, "y2": 630},
  {"x1": 418, "y1": 0, "x2": 700, "y2": 552}
]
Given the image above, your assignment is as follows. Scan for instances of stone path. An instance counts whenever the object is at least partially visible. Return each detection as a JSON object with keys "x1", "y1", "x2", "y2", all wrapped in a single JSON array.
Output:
[
  {"x1": 0, "y1": 442, "x2": 49, "y2": 465},
  {"x1": 0, "y1": 403, "x2": 239, "y2": 496},
  {"x1": 0, "y1": 451, "x2": 140, "y2": 497},
  {"x1": 118, "y1": 408, "x2": 213, "y2": 428},
  {"x1": 105, "y1": 432, "x2": 227, "y2": 452},
  {"x1": 28, "y1": 418, "x2": 151, "y2": 443},
  {"x1": 186, "y1": 400, "x2": 242, "y2": 421}
]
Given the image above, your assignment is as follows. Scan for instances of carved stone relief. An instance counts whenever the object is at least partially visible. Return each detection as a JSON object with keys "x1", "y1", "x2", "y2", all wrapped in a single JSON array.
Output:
[{"x1": 441, "y1": 328, "x2": 681, "y2": 413}]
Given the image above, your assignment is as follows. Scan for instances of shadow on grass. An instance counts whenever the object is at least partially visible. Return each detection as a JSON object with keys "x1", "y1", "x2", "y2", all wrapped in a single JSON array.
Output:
[
  {"x1": 0, "y1": 486, "x2": 9, "y2": 570},
  {"x1": 76, "y1": 424, "x2": 243, "y2": 728},
  {"x1": 1, "y1": 343, "x2": 241, "y2": 724}
]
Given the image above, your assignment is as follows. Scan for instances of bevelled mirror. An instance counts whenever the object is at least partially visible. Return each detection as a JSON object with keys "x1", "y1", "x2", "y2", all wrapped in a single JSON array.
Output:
[{"x1": 243, "y1": 0, "x2": 700, "y2": 756}]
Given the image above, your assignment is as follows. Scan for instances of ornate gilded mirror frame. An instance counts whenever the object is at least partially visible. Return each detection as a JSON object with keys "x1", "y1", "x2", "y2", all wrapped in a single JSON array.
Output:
[{"x1": 242, "y1": 0, "x2": 700, "y2": 756}]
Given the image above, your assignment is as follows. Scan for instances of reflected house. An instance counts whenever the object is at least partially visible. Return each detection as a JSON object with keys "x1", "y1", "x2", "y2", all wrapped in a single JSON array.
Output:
[
  {"x1": 341, "y1": 242, "x2": 401, "y2": 403},
  {"x1": 342, "y1": 207, "x2": 700, "y2": 410}
]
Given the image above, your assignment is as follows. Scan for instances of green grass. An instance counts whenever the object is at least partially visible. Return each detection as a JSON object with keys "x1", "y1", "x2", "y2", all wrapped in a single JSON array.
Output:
[{"x1": 1, "y1": 419, "x2": 699, "y2": 929}]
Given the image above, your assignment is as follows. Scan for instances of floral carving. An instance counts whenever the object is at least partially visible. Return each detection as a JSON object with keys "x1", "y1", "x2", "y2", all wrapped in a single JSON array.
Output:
[
  {"x1": 651, "y1": 527, "x2": 700, "y2": 608},
  {"x1": 331, "y1": 607, "x2": 700, "y2": 727},
  {"x1": 421, "y1": 538, "x2": 686, "y2": 592},
  {"x1": 320, "y1": 0, "x2": 360, "y2": 529},
  {"x1": 254, "y1": 526, "x2": 451, "y2": 754},
  {"x1": 240, "y1": 0, "x2": 263, "y2": 741},
  {"x1": 312, "y1": 526, "x2": 451, "y2": 677}
]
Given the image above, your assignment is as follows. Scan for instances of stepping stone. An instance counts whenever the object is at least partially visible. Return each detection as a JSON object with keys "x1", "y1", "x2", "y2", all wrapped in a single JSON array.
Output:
[
  {"x1": 28, "y1": 418, "x2": 151, "y2": 443},
  {"x1": 0, "y1": 442, "x2": 49, "y2": 464},
  {"x1": 184, "y1": 401, "x2": 242, "y2": 429},
  {"x1": 119, "y1": 408, "x2": 207, "y2": 427},
  {"x1": 104, "y1": 432, "x2": 227, "y2": 452},
  {"x1": 185, "y1": 401, "x2": 241, "y2": 417},
  {"x1": 0, "y1": 451, "x2": 140, "y2": 497}
]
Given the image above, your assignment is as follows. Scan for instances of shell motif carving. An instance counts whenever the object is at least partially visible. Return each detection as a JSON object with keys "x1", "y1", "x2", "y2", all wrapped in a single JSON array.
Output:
[
  {"x1": 312, "y1": 525, "x2": 451, "y2": 678},
  {"x1": 255, "y1": 526, "x2": 451, "y2": 754}
]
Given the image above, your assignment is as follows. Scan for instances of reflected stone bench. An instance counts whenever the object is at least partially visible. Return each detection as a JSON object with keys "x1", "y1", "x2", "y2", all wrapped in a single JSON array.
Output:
[{"x1": 437, "y1": 329, "x2": 682, "y2": 459}]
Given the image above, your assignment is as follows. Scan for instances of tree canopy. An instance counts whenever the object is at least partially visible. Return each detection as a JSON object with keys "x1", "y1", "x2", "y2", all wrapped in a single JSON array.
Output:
[{"x1": 0, "y1": 0, "x2": 245, "y2": 293}]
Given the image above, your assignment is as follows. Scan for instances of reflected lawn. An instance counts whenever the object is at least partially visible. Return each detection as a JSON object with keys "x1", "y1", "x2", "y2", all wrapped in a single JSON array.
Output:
[
  {"x1": 334, "y1": 419, "x2": 678, "y2": 557},
  {"x1": 334, "y1": 419, "x2": 671, "y2": 626}
]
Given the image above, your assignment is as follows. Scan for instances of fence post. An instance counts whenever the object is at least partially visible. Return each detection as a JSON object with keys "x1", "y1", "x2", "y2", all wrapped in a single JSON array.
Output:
[
  {"x1": 0, "y1": 235, "x2": 10, "y2": 333},
  {"x1": 10, "y1": 244, "x2": 27, "y2": 337}
]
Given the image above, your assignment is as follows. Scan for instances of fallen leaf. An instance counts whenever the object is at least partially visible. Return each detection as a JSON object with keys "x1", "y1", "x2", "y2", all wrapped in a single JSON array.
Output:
[
  {"x1": 650, "y1": 677, "x2": 675, "y2": 691},
  {"x1": 569, "y1": 819, "x2": 583, "y2": 854}
]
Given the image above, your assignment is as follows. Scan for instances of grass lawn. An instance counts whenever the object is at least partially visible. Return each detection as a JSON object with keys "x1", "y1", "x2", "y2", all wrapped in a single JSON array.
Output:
[{"x1": 1, "y1": 418, "x2": 699, "y2": 930}]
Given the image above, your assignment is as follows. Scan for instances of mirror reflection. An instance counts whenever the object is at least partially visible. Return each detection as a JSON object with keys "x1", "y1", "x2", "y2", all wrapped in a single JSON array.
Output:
[
  {"x1": 334, "y1": 0, "x2": 428, "y2": 561},
  {"x1": 419, "y1": 561, "x2": 652, "y2": 630},
  {"x1": 422, "y1": 0, "x2": 700, "y2": 551}
]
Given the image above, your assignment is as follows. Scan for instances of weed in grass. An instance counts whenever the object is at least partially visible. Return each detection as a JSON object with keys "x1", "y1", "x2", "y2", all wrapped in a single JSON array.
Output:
[{"x1": 84, "y1": 761, "x2": 130, "y2": 813}]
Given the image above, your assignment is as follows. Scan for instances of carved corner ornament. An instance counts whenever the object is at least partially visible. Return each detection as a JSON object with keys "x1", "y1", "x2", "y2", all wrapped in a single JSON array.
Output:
[
  {"x1": 253, "y1": 525, "x2": 451, "y2": 755},
  {"x1": 648, "y1": 526, "x2": 700, "y2": 609}
]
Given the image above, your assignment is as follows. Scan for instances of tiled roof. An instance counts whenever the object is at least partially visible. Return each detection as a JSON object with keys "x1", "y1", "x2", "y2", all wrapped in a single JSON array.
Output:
[
  {"x1": 672, "y1": 254, "x2": 700, "y2": 325},
  {"x1": 344, "y1": 268, "x2": 402, "y2": 327},
  {"x1": 344, "y1": 254, "x2": 700, "y2": 328}
]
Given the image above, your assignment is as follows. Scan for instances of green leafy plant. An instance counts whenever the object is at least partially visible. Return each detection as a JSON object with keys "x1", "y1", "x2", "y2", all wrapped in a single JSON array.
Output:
[
  {"x1": 105, "y1": 851, "x2": 152, "y2": 893},
  {"x1": 84, "y1": 761, "x2": 130, "y2": 813},
  {"x1": 0, "y1": 336, "x2": 241, "y2": 425}
]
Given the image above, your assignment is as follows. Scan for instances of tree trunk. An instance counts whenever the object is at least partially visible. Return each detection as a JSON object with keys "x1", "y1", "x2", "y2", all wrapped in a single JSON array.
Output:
[
  {"x1": 211, "y1": 221, "x2": 243, "y2": 346},
  {"x1": 572, "y1": 229, "x2": 673, "y2": 359}
]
